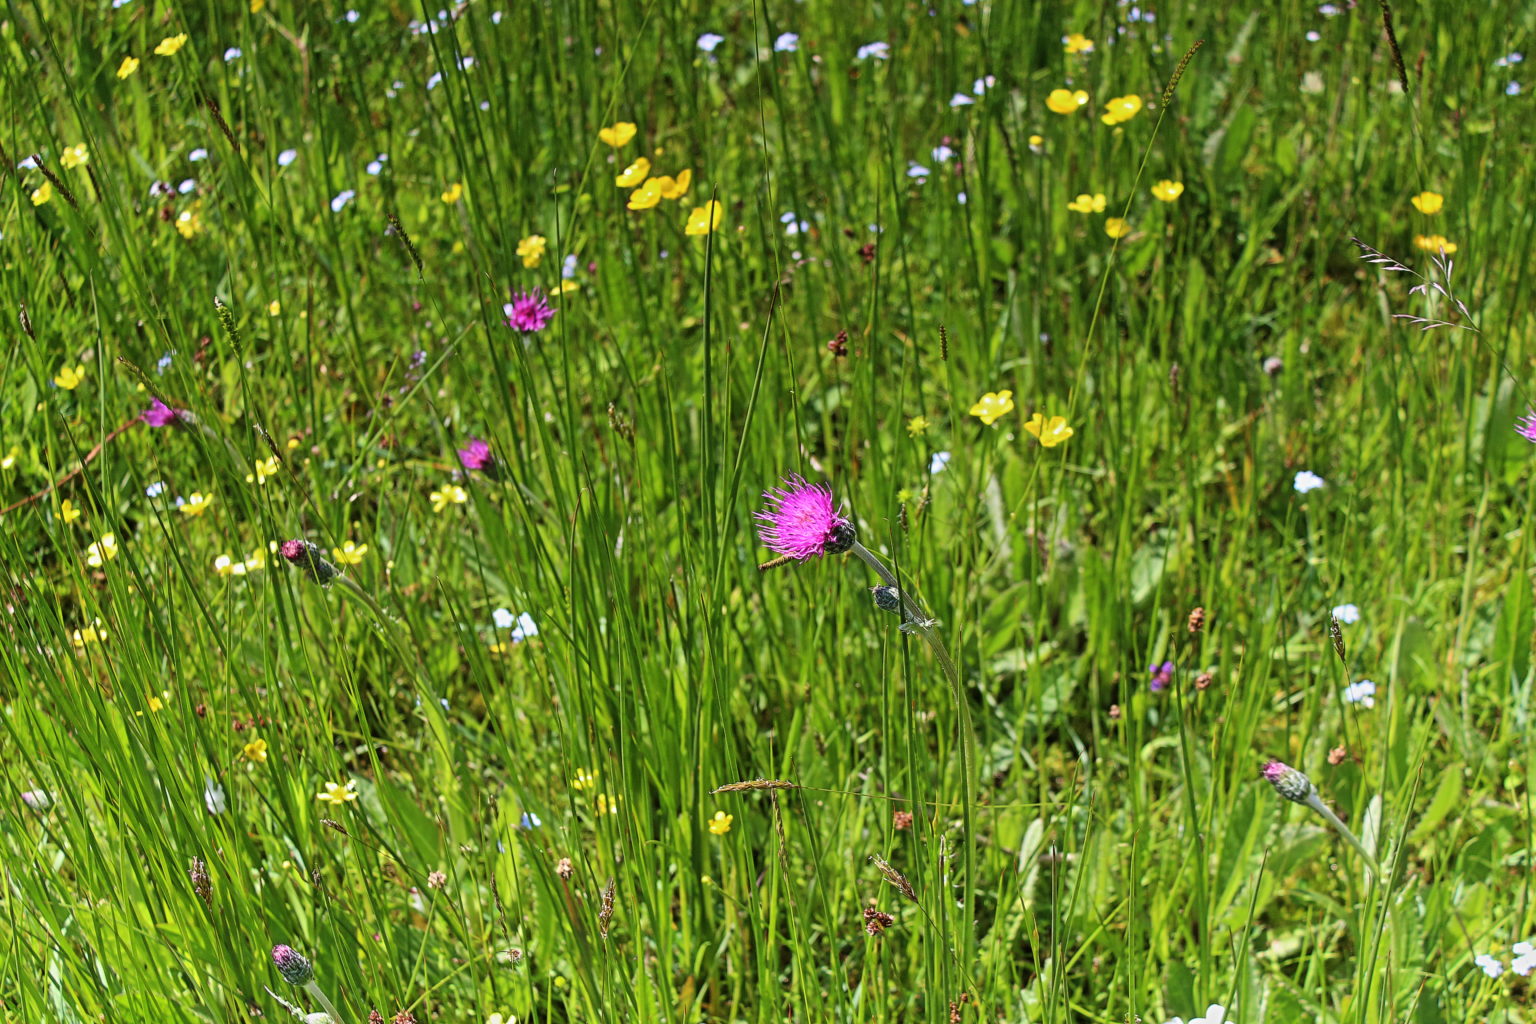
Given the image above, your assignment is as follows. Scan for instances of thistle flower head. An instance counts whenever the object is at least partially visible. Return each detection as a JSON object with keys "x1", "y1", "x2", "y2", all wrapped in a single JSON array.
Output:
[
  {"x1": 271, "y1": 944, "x2": 314, "y2": 985},
  {"x1": 457, "y1": 437, "x2": 492, "y2": 472},
  {"x1": 755, "y1": 475, "x2": 855, "y2": 560},
  {"x1": 279, "y1": 539, "x2": 341, "y2": 585},
  {"x1": 504, "y1": 288, "x2": 555, "y2": 333},
  {"x1": 1261, "y1": 760, "x2": 1316, "y2": 804},
  {"x1": 140, "y1": 398, "x2": 190, "y2": 428}
]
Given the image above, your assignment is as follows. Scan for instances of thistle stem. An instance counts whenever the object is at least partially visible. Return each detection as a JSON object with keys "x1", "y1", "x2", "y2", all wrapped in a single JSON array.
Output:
[
  {"x1": 847, "y1": 541, "x2": 978, "y2": 956},
  {"x1": 302, "y1": 980, "x2": 343, "y2": 1024},
  {"x1": 1305, "y1": 792, "x2": 1382, "y2": 879}
]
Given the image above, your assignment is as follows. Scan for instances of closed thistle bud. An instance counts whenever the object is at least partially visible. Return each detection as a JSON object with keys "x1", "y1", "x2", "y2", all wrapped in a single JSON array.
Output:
[
  {"x1": 871, "y1": 585, "x2": 902, "y2": 614},
  {"x1": 823, "y1": 521, "x2": 856, "y2": 555},
  {"x1": 280, "y1": 539, "x2": 341, "y2": 585},
  {"x1": 1261, "y1": 760, "x2": 1316, "y2": 804},
  {"x1": 271, "y1": 944, "x2": 314, "y2": 985}
]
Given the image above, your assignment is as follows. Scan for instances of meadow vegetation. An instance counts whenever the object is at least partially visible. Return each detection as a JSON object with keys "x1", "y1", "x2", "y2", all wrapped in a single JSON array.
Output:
[{"x1": 2, "y1": 1, "x2": 1534, "y2": 1022}]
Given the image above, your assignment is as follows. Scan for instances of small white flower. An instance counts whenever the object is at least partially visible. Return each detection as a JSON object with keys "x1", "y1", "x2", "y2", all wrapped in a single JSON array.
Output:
[
  {"x1": 561, "y1": 253, "x2": 578, "y2": 279},
  {"x1": 1331, "y1": 603, "x2": 1360, "y2": 624},
  {"x1": 204, "y1": 779, "x2": 227, "y2": 815},
  {"x1": 957, "y1": 191, "x2": 967, "y2": 204},
  {"x1": 145, "y1": 481, "x2": 165, "y2": 498},
  {"x1": 20, "y1": 789, "x2": 52, "y2": 810},
  {"x1": 510, "y1": 613, "x2": 538, "y2": 642},
  {"x1": 1514, "y1": 941, "x2": 1534, "y2": 955},
  {"x1": 492, "y1": 607, "x2": 515, "y2": 629},
  {"x1": 907, "y1": 163, "x2": 930, "y2": 179},
  {"x1": 930, "y1": 451, "x2": 952, "y2": 475},
  {"x1": 931, "y1": 144, "x2": 955, "y2": 162},
  {"x1": 949, "y1": 92, "x2": 974, "y2": 107},
  {"x1": 1514, "y1": 951, "x2": 1536, "y2": 976},
  {"x1": 344, "y1": 9, "x2": 359, "y2": 21},
  {"x1": 1342, "y1": 680, "x2": 1376, "y2": 707},
  {"x1": 17, "y1": 156, "x2": 38, "y2": 170},
  {"x1": 856, "y1": 41, "x2": 889, "y2": 60},
  {"x1": 773, "y1": 32, "x2": 798, "y2": 53},
  {"x1": 330, "y1": 189, "x2": 356, "y2": 213},
  {"x1": 277, "y1": 148, "x2": 298, "y2": 167},
  {"x1": 491, "y1": 11, "x2": 503, "y2": 24},
  {"x1": 697, "y1": 32, "x2": 725, "y2": 53},
  {"x1": 1507, "y1": 81, "x2": 1523, "y2": 96},
  {"x1": 1293, "y1": 470, "x2": 1325, "y2": 493},
  {"x1": 189, "y1": 148, "x2": 209, "y2": 162},
  {"x1": 1495, "y1": 52, "x2": 1525, "y2": 67},
  {"x1": 779, "y1": 211, "x2": 809, "y2": 235},
  {"x1": 1305, "y1": 30, "x2": 1321, "y2": 42},
  {"x1": 223, "y1": 46, "x2": 242, "y2": 62},
  {"x1": 972, "y1": 74, "x2": 996, "y2": 94},
  {"x1": 427, "y1": 71, "x2": 444, "y2": 90},
  {"x1": 177, "y1": 178, "x2": 196, "y2": 194},
  {"x1": 1476, "y1": 953, "x2": 1506, "y2": 977}
]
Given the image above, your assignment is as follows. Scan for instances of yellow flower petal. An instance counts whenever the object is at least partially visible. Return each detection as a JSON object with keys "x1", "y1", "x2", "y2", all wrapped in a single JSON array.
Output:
[
  {"x1": 598, "y1": 121, "x2": 637, "y2": 148},
  {"x1": 615, "y1": 157, "x2": 652, "y2": 188},
  {"x1": 684, "y1": 200, "x2": 722, "y2": 236}
]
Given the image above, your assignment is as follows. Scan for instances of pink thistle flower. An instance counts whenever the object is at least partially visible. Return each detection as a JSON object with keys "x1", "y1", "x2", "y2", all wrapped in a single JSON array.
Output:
[
  {"x1": 140, "y1": 398, "x2": 189, "y2": 427},
  {"x1": 457, "y1": 437, "x2": 492, "y2": 472},
  {"x1": 504, "y1": 289, "x2": 555, "y2": 333},
  {"x1": 755, "y1": 475, "x2": 856, "y2": 561},
  {"x1": 279, "y1": 538, "x2": 341, "y2": 585},
  {"x1": 1518, "y1": 409, "x2": 1536, "y2": 443}
]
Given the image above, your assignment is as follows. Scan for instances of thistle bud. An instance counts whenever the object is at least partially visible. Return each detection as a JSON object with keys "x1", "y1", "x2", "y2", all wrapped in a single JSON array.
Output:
[
  {"x1": 271, "y1": 944, "x2": 314, "y2": 985},
  {"x1": 1261, "y1": 760, "x2": 1316, "y2": 804},
  {"x1": 280, "y1": 540, "x2": 341, "y2": 585},
  {"x1": 823, "y1": 521, "x2": 857, "y2": 555},
  {"x1": 871, "y1": 586, "x2": 902, "y2": 614}
]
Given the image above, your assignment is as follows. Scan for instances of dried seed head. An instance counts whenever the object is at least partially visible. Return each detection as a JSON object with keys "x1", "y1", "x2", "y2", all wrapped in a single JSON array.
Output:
[
  {"x1": 711, "y1": 778, "x2": 797, "y2": 794},
  {"x1": 1328, "y1": 745, "x2": 1347, "y2": 765},
  {"x1": 427, "y1": 871, "x2": 447, "y2": 891},
  {"x1": 598, "y1": 878, "x2": 616, "y2": 939},
  {"x1": 555, "y1": 857, "x2": 573, "y2": 880},
  {"x1": 1194, "y1": 671, "x2": 1213, "y2": 691},
  {"x1": 189, "y1": 856, "x2": 212, "y2": 908},
  {"x1": 1107, "y1": 703, "x2": 1121, "y2": 720},
  {"x1": 1329, "y1": 617, "x2": 1346, "y2": 662},
  {"x1": 320, "y1": 818, "x2": 349, "y2": 836},
  {"x1": 1187, "y1": 606, "x2": 1206, "y2": 633},
  {"x1": 892, "y1": 810, "x2": 914, "y2": 831},
  {"x1": 869, "y1": 855, "x2": 917, "y2": 902},
  {"x1": 863, "y1": 907, "x2": 896, "y2": 936}
]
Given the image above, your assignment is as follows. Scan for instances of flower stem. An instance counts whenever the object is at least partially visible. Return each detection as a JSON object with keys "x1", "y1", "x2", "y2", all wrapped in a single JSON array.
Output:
[
  {"x1": 302, "y1": 980, "x2": 343, "y2": 1024},
  {"x1": 847, "y1": 542, "x2": 978, "y2": 954},
  {"x1": 1305, "y1": 791, "x2": 1382, "y2": 879}
]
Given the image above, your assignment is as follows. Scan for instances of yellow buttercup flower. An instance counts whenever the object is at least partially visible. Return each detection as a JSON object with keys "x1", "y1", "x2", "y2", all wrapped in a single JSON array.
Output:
[
  {"x1": 441, "y1": 182, "x2": 463, "y2": 203},
  {"x1": 1101, "y1": 94, "x2": 1144, "y2": 125},
  {"x1": 658, "y1": 168, "x2": 692, "y2": 199},
  {"x1": 627, "y1": 179, "x2": 663, "y2": 211},
  {"x1": 1063, "y1": 32, "x2": 1094, "y2": 53},
  {"x1": 598, "y1": 121, "x2": 637, "y2": 148},
  {"x1": 1024, "y1": 413, "x2": 1074, "y2": 448},
  {"x1": 1414, "y1": 234, "x2": 1457, "y2": 254},
  {"x1": 60, "y1": 144, "x2": 89, "y2": 169},
  {"x1": 906, "y1": 415, "x2": 930, "y2": 436},
  {"x1": 1105, "y1": 217, "x2": 1130, "y2": 239},
  {"x1": 572, "y1": 768, "x2": 597, "y2": 790},
  {"x1": 516, "y1": 234, "x2": 547, "y2": 268},
  {"x1": 250, "y1": 0, "x2": 266, "y2": 11},
  {"x1": 1151, "y1": 179, "x2": 1184, "y2": 202},
  {"x1": 1046, "y1": 88, "x2": 1089, "y2": 114},
  {"x1": 684, "y1": 200, "x2": 722, "y2": 236},
  {"x1": 332, "y1": 540, "x2": 368, "y2": 565},
  {"x1": 615, "y1": 156, "x2": 651, "y2": 188},
  {"x1": 54, "y1": 364, "x2": 86, "y2": 390},
  {"x1": 1066, "y1": 193, "x2": 1107, "y2": 214},
  {"x1": 969, "y1": 390, "x2": 1014, "y2": 426},
  {"x1": 31, "y1": 182, "x2": 53, "y2": 206},
  {"x1": 1410, "y1": 191, "x2": 1444, "y2": 215},
  {"x1": 246, "y1": 456, "x2": 279, "y2": 485},
  {"x1": 430, "y1": 484, "x2": 468, "y2": 512},
  {"x1": 60, "y1": 499, "x2": 81, "y2": 524},
  {"x1": 117, "y1": 56, "x2": 140, "y2": 79},
  {"x1": 316, "y1": 780, "x2": 358, "y2": 805},
  {"x1": 176, "y1": 205, "x2": 205, "y2": 238},
  {"x1": 707, "y1": 811, "x2": 733, "y2": 835},
  {"x1": 214, "y1": 554, "x2": 249, "y2": 577},
  {"x1": 154, "y1": 33, "x2": 188, "y2": 56},
  {"x1": 179, "y1": 492, "x2": 214, "y2": 517},
  {"x1": 268, "y1": 300, "x2": 281, "y2": 315},
  {"x1": 244, "y1": 738, "x2": 268, "y2": 763},
  {"x1": 597, "y1": 793, "x2": 620, "y2": 815},
  {"x1": 85, "y1": 533, "x2": 119, "y2": 567}
]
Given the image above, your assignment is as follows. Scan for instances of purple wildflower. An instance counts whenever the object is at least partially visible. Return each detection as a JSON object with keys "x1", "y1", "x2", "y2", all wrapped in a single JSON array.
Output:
[
  {"x1": 504, "y1": 289, "x2": 555, "y2": 333},
  {"x1": 755, "y1": 475, "x2": 856, "y2": 560},
  {"x1": 457, "y1": 437, "x2": 492, "y2": 472},
  {"x1": 140, "y1": 398, "x2": 189, "y2": 428},
  {"x1": 270, "y1": 944, "x2": 314, "y2": 985},
  {"x1": 1148, "y1": 660, "x2": 1174, "y2": 692},
  {"x1": 279, "y1": 539, "x2": 341, "y2": 585},
  {"x1": 1518, "y1": 409, "x2": 1536, "y2": 443},
  {"x1": 1261, "y1": 760, "x2": 1315, "y2": 803}
]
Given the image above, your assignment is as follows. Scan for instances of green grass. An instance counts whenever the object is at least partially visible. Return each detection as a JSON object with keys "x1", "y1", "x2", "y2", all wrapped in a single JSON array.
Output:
[{"x1": 2, "y1": 0, "x2": 1535, "y2": 1021}]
